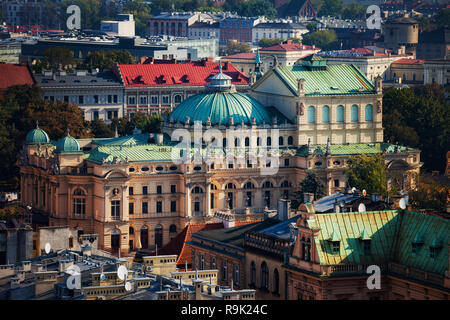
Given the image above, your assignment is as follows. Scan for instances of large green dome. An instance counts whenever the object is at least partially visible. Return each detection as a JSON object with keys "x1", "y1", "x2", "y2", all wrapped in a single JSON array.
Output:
[
  {"x1": 55, "y1": 130, "x2": 81, "y2": 153},
  {"x1": 170, "y1": 91, "x2": 272, "y2": 125},
  {"x1": 25, "y1": 122, "x2": 50, "y2": 145}
]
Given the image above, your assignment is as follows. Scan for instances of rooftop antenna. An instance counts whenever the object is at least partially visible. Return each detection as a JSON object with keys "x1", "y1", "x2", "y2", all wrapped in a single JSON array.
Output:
[
  {"x1": 399, "y1": 198, "x2": 406, "y2": 210},
  {"x1": 358, "y1": 203, "x2": 366, "y2": 213}
]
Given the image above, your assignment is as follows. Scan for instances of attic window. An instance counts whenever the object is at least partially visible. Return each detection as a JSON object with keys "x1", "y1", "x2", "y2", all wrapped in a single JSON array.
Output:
[
  {"x1": 430, "y1": 238, "x2": 442, "y2": 259},
  {"x1": 363, "y1": 240, "x2": 371, "y2": 255},
  {"x1": 331, "y1": 241, "x2": 340, "y2": 254},
  {"x1": 412, "y1": 234, "x2": 424, "y2": 255}
]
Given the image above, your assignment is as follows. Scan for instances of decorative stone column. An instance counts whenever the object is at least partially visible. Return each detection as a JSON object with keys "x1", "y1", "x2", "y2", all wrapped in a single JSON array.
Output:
[
  {"x1": 206, "y1": 182, "x2": 211, "y2": 217},
  {"x1": 185, "y1": 183, "x2": 191, "y2": 217},
  {"x1": 135, "y1": 230, "x2": 142, "y2": 250}
]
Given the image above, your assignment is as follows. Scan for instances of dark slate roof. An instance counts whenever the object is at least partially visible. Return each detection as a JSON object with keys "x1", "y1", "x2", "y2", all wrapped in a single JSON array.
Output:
[
  {"x1": 253, "y1": 22, "x2": 307, "y2": 29},
  {"x1": 191, "y1": 219, "x2": 280, "y2": 249},
  {"x1": 418, "y1": 28, "x2": 447, "y2": 44},
  {"x1": 258, "y1": 216, "x2": 300, "y2": 241},
  {"x1": 34, "y1": 70, "x2": 122, "y2": 88}
]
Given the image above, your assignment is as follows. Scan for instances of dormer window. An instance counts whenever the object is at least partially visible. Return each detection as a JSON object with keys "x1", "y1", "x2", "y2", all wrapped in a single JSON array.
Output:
[
  {"x1": 430, "y1": 238, "x2": 442, "y2": 259},
  {"x1": 412, "y1": 233, "x2": 424, "y2": 255},
  {"x1": 363, "y1": 240, "x2": 371, "y2": 255},
  {"x1": 331, "y1": 241, "x2": 340, "y2": 254},
  {"x1": 359, "y1": 229, "x2": 371, "y2": 255}
]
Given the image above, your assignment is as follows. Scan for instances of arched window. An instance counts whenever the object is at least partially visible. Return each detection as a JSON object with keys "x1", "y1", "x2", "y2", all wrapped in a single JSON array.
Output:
[
  {"x1": 199, "y1": 253, "x2": 205, "y2": 270},
  {"x1": 307, "y1": 106, "x2": 315, "y2": 123},
  {"x1": 281, "y1": 180, "x2": 291, "y2": 188},
  {"x1": 233, "y1": 264, "x2": 239, "y2": 285},
  {"x1": 365, "y1": 104, "x2": 373, "y2": 122},
  {"x1": 273, "y1": 269, "x2": 279, "y2": 295},
  {"x1": 174, "y1": 95, "x2": 182, "y2": 104},
  {"x1": 257, "y1": 137, "x2": 261, "y2": 146},
  {"x1": 322, "y1": 106, "x2": 330, "y2": 123},
  {"x1": 154, "y1": 225, "x2": 163, "y2": 248},
  {"x1": 234, "y1": 137, "x2": 240, "y2": 147},
  {"x1": 250, "y1": 261, "x2": 256, "y2": 286},
  {"x1": 261, "y1": 261, "x2": 269, "y2": 290},
  {"x1": 279, "y1": 136, "x2": 284, "y2": 146},
  {"x1": 262, "y1": 181, "x2": 273, "y2": 188},
  {"x1": 288, "y1": 136, "x2": 293, "y2": 145},
  {"x1": 129, "y1": 226, "x2": 134, "y2": 235},
  {"x1": 169, "y1": 224, "x2": 177, "y2": 233},
  {"x1": 244, "y1": 182, "x2": 255, "y2": 189},
  {"x1": 336, "y1": 105, "x2": 344, "y2": 122},
  {"x1": 192, "y1": 186, "x2": 204, "y2": 194},
  {"x1": 351, "y1": 105, "x2": 358, "y2": 122},
  {"x1": 223, "y1": 138, "x2": 227, "y2": 147},
  {"x1": 267, "y1": 137, "x2": 272, "y2": 146},
  {"x1": 73, "y1": 188, "x2": 86, "y2": 216},
  {"x1": 225, "y1": 183, "x2": 236, "y2": 189},
  {"x1": 222, "y1": 261, "x2": 228, "y2": 281},
  {"x1": 245, "y1": 137, "x2": 250, "y2": 147}
]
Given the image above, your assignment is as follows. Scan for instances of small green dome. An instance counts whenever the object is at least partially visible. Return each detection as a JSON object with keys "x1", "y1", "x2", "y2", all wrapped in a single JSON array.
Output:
[
  {"x1": 170, "y1": 92, "x2": 272, "y2": 125},
  {"x1": 55, "y1": 129, "x2": 80, "y2": 153},
  {"x1": 25, "y1": 122, "x2": 50, "y2": 145}
]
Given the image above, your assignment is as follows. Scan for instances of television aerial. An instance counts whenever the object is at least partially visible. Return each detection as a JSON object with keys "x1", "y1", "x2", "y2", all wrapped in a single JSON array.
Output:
[
  {"x1": 358, "y1": 203, "x2": 366, "y2": 213},
  {"x1": 399, "y1": 198, "x2": 406, "y2": 210}
]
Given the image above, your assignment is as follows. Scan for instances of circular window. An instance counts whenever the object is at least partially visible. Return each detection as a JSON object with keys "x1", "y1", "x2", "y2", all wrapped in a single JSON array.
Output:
[
  {"x1": 155, "y1": 166, "x2": 163, "y2": 171},
  {"x1": 141, "y1": 167, "x2": 149, "y2": 172},
  {"x1": 315, "y1": 161, "x2": 322, "y2": 167},
  {"x1": 170, "y1": 166, "x2": 178, "y2": 171},
  {"x1": 194, "y1": 166, "x2": 201, "y2": 171},
  {"x1": 333, "y1": 161, "x2": 341, "y2": 165},
  {"x1": 129, "y1": 167, "x2": 135, "y2": 172}
]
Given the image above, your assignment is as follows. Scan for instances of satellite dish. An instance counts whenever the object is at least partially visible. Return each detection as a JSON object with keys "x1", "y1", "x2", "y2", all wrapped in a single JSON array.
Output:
[
  {"x1": 124, "y1": 281, "x2": 133, "y2": 292},
  {"x1": 44, "y1": 243, "x2": 51, "y2": 254},
  {"x1": 362, "y1": 189, "x2": 367, "y2": 197},
  {"x1": 403, "y1": 195, "x2": 409, "y2": 206},
  {"x1": 358, "y1": 203, "x2": 366, "y2": 213},
  {"x1": 100, "y1": 273, "x2": 106, "y2": 281},
  {"x1": 399, "y1": 198, "x2": 406, "y2": 210},
  {"x1": 117, "y1": 265, "x2": 128, "y2": 281},
  {"x1": 351, "y1": 187, "x2": 356, "y2": 193}
]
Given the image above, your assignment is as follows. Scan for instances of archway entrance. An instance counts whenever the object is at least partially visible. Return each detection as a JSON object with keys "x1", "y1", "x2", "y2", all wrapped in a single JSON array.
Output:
[
  {"x1": 140, "y1": 226, "x2": 148, "y2": 249},
  {"x1": 155, "y1": 225, "x2": 163, "y2": 249},
  {"x1": 111, "y1": 229, "x2": 120, "y2": 252}
]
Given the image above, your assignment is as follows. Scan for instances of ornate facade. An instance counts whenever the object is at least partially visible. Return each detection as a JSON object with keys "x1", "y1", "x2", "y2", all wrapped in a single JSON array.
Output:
[{"x1": 19, "y1": 57, "x2": 421, "y2": 255}]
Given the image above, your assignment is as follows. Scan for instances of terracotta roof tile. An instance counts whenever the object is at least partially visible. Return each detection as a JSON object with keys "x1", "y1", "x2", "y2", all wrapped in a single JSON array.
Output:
[
  {"x1": 118, "y1": 60, "x2": 249, "y2": 88},
  {"x1": 0, "y1": 63, "x2": 34, "y2": 94},
  {"x1": 261, "y1": 42, "x2": 318, "y2": 52},
  {"x1": 223, "y1": 52, "x2": 256, "y2": 60},
  {"x1": 393, "y1": 58, "x2": 425, "y2": 65}
]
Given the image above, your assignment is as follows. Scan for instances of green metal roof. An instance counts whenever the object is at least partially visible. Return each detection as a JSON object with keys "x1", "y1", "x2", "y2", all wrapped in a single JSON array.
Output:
[
  {"x1": 25, "y1": 127, "x2": 50, "y2": 145},
  {"x1": 307, "y1": 210, "x2": 449, "y2": 276},
  {"x1": 296, "y1": 143, "x2": 419, "y2": 157},
  {"x1": 55, "y1": 133, "x2": 81, "y2": 154},
  {"x1": 274, "y1": 64, "x2": 375, "y2": 96},
  {"x1": 170, "y1": 91, "x2": 273, "y2": 125}
]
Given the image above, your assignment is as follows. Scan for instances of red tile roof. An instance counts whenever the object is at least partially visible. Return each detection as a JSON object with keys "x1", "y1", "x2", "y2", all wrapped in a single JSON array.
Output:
[
  {"x1": 261, "y1": 42, "x2": 319, "y2": 52},
  {"x1": 159, "y1": 223, "x2": 224, "y2": 268},
  {"x1": 223, "y1": 52, "x2": 256, "y2": 60},
  {"x1": 117, "y1": 60, "x2": 249, "y2": 88},
  {"x1": 0, "y1": 63, "x2": 34, "y2": 94},
  {"x1": 392, "y1": 58, "x2": 425, "y2": 65}
]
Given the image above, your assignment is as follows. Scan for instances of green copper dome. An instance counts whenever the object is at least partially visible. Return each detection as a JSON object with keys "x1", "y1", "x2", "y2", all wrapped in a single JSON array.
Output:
[
  {"x1": 55, "y1": 129, "x2": 81, "y2": 154},
  {"x1": 170, "y1": 92, "x2": 272, "y2": 125},
  {"x1": 25, "y1": 122, "x2": 50, "y2": 145}
]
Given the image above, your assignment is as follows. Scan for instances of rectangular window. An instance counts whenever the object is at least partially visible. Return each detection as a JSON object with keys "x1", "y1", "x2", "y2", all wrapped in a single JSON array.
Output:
[
  {"x1": 363, "y1": 240, "x2": 371, "y2": 255},
  {"x1": 157, "y1": 185, "x2": 162, "y2": 194},
  {"x1": 111, "y1": 201, "x2": 120, "y2": 220},
  {"x1": 129, "y1": 202, "x2": 134, "y2": 215},
  {"x1": 157, "y1": 201, "x2": 162, "y2": 213},
  {"x1": 162, "y1": 95, "x2": 169, "y2": 104},
  {"x1": 113, "y1": 95, "x2": 118, "y2": 103},
  {"x1": 93, "y1": 95, "x2": 99, "y2": 104},
  {"x1": 194, "y1": 201, "x2": 200, "y2": 212},
  {"x1": 128, "y1": 96, "x2": 136, "y2": 105},
  {"x1": 142, "y1": 202, "x2": 148, "y2": 214},
  {"x1": 78, "y1": 95, "x2": 84, "y2": 104},
  {"x1": 171, "y1": 201, "x2": 176, "y2": 212},
  {"x1": 142, "y1": 186, "x2": 148, "y2": 195},
  {"x1": 334, "y1": 179, "x2": 340, "y2": 187},
  {"x1": 171, "y1": 185, "x2": 176, "y2": 193},
  {"x1": 64, "y1": 96, "x2": 69, "y2": 103},
  {"x1": 129, "y1": 187, "x2": 134, "y2": 195},
  {"x1": 284, "y1": 159, "x2": 289, "y2": 167},
  {"x1": 151, "y1": 96, "x2": 158, "y2": 104},
  {"x1": 108, "y1": 95, "x2": 112, "y2": 103},
  {"x1": 139, "y1": 96, "x2": 147, "y2": 105},
  {"x1": 69, "y1": 238, "x2": 73, "y2": 248},
  {"x1": 93, "y1": 111, "x2": 99, "y2": 120}
]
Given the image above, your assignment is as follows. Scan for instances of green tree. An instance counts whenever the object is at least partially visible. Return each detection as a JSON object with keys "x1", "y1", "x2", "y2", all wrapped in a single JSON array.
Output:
[
  {"x1": 0, "y1": 85, "x2": 89, "y2": 191},
  {"x1": 317, "y1": 0, "x2": 343, "y2": 17},
  {"x1": 306, "y1": 22, "x2": 318, "y2": 32},
  {"x1": 409, "y1": 174, "x2": 449, "y2": 212},
  {"x1": 132, "y1": 112, "x2": 162, "y2": 133},
  {"x1": 302, "y1": 30, "x2": 339, "y2": 50},
  {"x1": 224, "y1": 41, "x2": 252, "y2": 55},
  {"x1": 61, "y1": 0, "x2": 101, "y2": 30},
  {"x1": 89, "y1": 118, "x2": 114, "y2": 138},
  {"x1": 292, "y1": 171, "x2": 325, "y2": 207},
  {"x1": 345, "y1": 154, "x2": 387, "y2": 195},
  {"x1": 258, "y1": 38, "x2": 284, "y2": 48},
  {"x1": 83, "y1": 50, "x2": 135, "y2": 71},
  {"x1": 341, "y1": 3, "x2": 365, "y2": 20},
  {"x1": 383, "y1": 85, "x2": 450, "y2": 172},
  {"x1": 41, "y1": 47, "x2": 75, "y2": 71},
  {"x1": 123, "y1": 0, "x2": 152, "y2": 36},
  {"x1": 433, "y1": 8, "x2": 450, "y2": 28}
]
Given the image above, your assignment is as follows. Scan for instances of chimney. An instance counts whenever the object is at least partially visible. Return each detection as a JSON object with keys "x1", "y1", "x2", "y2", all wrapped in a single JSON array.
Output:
[{"x1": 156, "y1": 133, "x2": 164, "y2": 145}]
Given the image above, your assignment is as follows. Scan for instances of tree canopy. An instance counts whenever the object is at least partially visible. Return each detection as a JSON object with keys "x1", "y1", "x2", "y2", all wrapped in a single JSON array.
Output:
[
  {"x1": 258, "y1": 38, "x2": 285, "y2": 48},
  {"x1": 83, "y1": 50, "x2": 135, "y2": 71},
  {"x1": 123, "y1": 0, "x2": 152, "y2": 36},
  {"x1": 383, "y1": 84, "x2": 450, "y2": 173},
  {"x1": 302, "y1": 30, "x2": 339, "y2": 50},
  {"x1": 345, "y1": 154, "x2": 387, "y2": 196},
  {"x1": 292, "y1": 171, "x2": 325, "y2": 208}
]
